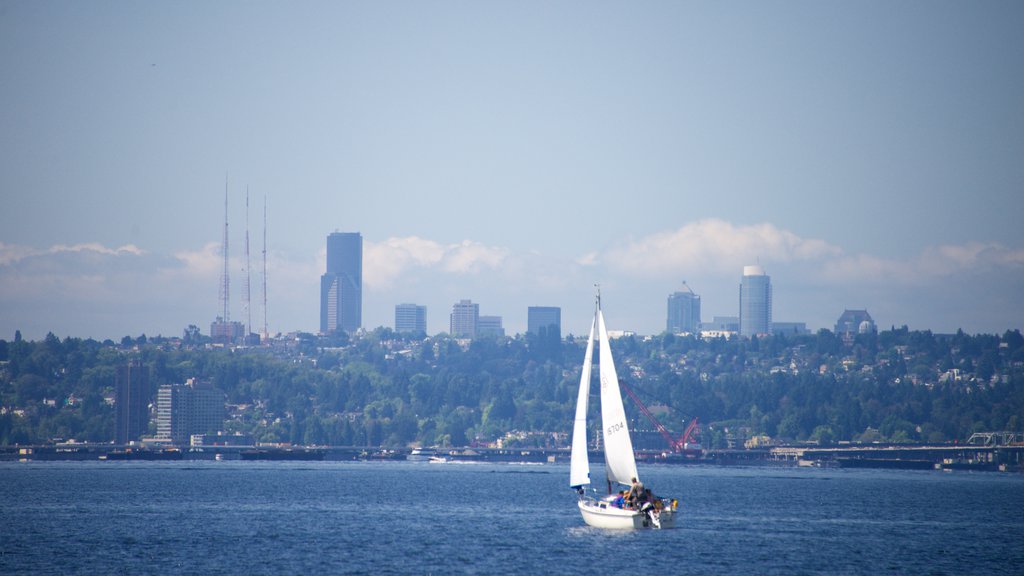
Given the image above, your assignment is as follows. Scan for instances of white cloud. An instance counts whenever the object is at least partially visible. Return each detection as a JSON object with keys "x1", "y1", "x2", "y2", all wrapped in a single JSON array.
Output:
[
  {"x1": 598, "y1": 220, "x2": 1024, "y2": 291},
  {"x1": 602, "y1": 219, "x2": 842, "y2": 276},
  {"x1": 575, "y1": 251, "x2": 599, "y2": 267},
  {"x1": 172, "y1": 242, "x2": 222, "y2": 278},
  {"x1": 364, "y1": 237, "x2": 507, "y2": 288},
  {"x1": 441, "y1": 240, "x2": 508, "y2": 274},
  {"x1": 49, "y1": 243, "x2": 144, "y2": 257},
  {"x1": 822, "y1": 242, "x2": 1024, "y2": 285},
  {"x1": 0, "y1": 241, "x2": 144, "y2": 266}
]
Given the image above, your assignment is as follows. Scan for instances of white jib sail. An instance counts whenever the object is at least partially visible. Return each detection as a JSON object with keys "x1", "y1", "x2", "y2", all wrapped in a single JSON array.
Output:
[
  {"x1": 597, "y1": 310, "x2": 639, "y2": 487},
  {"x1": 569, "y1": 318, "x2": 596, "y2": 489}
]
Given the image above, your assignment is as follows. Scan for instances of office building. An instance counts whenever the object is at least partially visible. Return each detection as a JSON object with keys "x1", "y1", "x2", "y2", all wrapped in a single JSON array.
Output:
[
  {"x1": 395, "y1": 303, "x2": 428, "y2": 335},
  {"x1": 772, "y1": 322, "x2": 809, "y2": 336},
  {"x1": 156, "y1": 379, "x2": 226, "y2": 446},
  {"x1": 115, "y1": 360, "x2": 150, "y2": 445},
  {"x1": 667, "y1": 283, "x2": 701, "y2": 334},
  {"x1": 527, "y1": 306, "x2": 561, "y2": 339},
  {"x1": 320, "y1": 232, "x2": 362, "y2": 334},
  {"x1": 739, "y1": 265, "x2": 772, "y2": 337},
  {"x1": 450, "y1": 299, "x2": 479, "y2": 338},
  {"x1": 835, "y1": 310, "x2": 876, "y2": 339},
  {"x1": 700, "y1": 316, "x2": 740, "y2": 332},
  {"x1": 210, "y1": 317, "x2": 245, "y2": 345},
  {"x1": 477, "y1": 315, "x2": 505, "y2": 338}
]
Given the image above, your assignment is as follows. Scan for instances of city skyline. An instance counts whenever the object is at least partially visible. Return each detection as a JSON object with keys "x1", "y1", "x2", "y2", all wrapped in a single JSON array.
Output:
[{"x1": 2, "y1": 2, "x2": 1023, "y2": 340}]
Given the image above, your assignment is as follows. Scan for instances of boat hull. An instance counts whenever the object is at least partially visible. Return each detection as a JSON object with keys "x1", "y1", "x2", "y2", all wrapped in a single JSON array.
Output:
[{"x1": 578, "y1": 499, "x2": 675, "y2": 529}]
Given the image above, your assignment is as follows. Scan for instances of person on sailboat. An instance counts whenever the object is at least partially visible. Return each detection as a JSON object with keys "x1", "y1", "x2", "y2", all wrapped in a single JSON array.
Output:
[
  {"x1": 611, "y1": 491, "x2": 626, "y2": 509},
  {"x1": 626, "y1": 477, "x2": 645, "y2": 509}
]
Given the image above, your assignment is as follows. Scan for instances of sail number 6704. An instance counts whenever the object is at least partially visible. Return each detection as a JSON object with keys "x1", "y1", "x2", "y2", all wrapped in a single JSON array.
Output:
[{"x1": 606, "y1": 422, "x2": 625, "y2": 435}]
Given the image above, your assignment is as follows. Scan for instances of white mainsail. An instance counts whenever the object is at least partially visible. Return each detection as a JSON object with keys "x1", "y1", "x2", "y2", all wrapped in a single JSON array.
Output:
[
  {"x1": 597, "y1": 309, "x2": 639, "y2": 487},
  {"x1": 568, "y1": 319, "x2": 596, "y2": 489}
]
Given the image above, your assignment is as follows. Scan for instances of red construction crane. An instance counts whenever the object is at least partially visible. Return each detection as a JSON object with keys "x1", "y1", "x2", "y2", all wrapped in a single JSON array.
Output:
[{"x1": 619, "y1": 380, "x2": 701, "y2": 455}]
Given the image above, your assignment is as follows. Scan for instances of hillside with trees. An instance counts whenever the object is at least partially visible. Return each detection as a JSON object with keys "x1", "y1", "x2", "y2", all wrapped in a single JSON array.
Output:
[{"x1": 1, "y1": 327, "x2": 1022, "y2": 448}]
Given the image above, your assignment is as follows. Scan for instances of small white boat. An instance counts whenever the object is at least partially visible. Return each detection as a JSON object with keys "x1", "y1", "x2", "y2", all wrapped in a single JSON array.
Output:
[
  {"x1": 570, "y1": 291, "x2": 677, "y2": 529},
  {"x1": 408, "y1": 447, "x2": 437, "y2": 462}
]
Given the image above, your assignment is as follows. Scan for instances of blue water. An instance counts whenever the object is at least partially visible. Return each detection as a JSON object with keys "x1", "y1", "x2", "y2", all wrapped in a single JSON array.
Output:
[{"x1": 1, "y1": 461, "x2": 1022, "y2": 575}]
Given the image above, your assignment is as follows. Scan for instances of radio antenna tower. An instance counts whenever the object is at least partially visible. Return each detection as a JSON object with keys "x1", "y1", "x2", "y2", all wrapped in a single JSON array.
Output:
[
  {"x1": 219, "y1": 177, "x2": 230, "y2": 323},
  {"x1": 244, "y1": 187, "x2": 252, "y2": 340},
  {"x1": 261, "y1": 194, "x2": 269, "y2": 341}
]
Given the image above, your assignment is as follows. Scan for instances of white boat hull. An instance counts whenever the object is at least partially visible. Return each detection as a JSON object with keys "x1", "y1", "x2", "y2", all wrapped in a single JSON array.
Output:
[{"x1": 577, "y1": 499, "x2": 675, "y2": 530}]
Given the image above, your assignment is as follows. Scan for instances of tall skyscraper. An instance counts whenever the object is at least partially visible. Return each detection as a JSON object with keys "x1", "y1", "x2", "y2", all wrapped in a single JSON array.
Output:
[
  {"x1": 395, "y1": 303, "x2": 428, "y2": 335},
  {"x1": 115, "y1": 360, "x2": 150, "y2": 445},
  {"x1": 667, "y1": 282, "x2": 701, "y2": 334},
  {"x1": 527, "y1": 306, "x2": 561, "y2": 339},
  {"x1": 156, "y1": 379, "x2": 226, "y2": 446},
  {"x1": 450, "y1": 299, "x2": 479, "y2": 338},
  {"x1": 739, "y1": 265, "x2": 772, "y2": 337},
  {"x1": 320, "y1": 232, "x2": 362, "y2": 334}
]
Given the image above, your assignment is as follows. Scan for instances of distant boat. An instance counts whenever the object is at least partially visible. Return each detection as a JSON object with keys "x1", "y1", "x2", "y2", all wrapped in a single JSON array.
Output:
[
  {"x1": 570, "y1": 292, "x2": 677, "y2": 529},
  {"x1": 408, "y1": 447, "x2": 438, "y2": 461}
]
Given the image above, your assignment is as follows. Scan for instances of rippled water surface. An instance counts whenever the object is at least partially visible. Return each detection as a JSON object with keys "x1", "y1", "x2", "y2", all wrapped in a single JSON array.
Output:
[{"x1": 2, "y1": 461, "x2": 1022, "y2": 574}]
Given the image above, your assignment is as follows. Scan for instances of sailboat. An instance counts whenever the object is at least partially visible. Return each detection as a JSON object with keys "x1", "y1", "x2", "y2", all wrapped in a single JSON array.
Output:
[{"x1": 570, "y1": 292, "x2": 677, "y2": 529}]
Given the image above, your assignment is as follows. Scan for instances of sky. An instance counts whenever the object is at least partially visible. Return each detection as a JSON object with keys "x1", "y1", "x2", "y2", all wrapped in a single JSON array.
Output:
[{"x1": 1, "y1": 1, "x2": 1023, "y2": 341}]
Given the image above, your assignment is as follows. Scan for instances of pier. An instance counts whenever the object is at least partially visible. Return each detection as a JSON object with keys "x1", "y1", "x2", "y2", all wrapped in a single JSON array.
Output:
[{"x1": 3, "y1": 442, "x2": 1022, "y2": 472}]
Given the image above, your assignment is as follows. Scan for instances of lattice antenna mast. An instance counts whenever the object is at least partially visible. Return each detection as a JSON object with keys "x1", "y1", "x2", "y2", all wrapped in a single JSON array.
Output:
[
  {"x1": 244, "y1": 187, "x2": 252, "y2": 339},
  {"x1": 220, "y1": 177, "x2": 230, "y2": 323},
  {"x1": 261, "y1": 194, "x2": 269, "y2": 340}
]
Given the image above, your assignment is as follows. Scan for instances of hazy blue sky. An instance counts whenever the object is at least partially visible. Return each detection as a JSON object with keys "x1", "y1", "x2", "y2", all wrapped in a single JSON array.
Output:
[{"x1": 2, "y1": 1, "x2": 1022, "y2": 340}]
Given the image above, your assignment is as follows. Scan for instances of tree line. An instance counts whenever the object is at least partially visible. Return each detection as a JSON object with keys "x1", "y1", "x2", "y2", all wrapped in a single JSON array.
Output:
[{"x1": 0, "y1": 326, "x2": 1022, "y2": 448}]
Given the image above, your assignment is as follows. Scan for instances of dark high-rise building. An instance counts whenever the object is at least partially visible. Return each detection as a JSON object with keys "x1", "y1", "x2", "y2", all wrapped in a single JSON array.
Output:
[
  {"x1": 320, "y1": 232, "x2": 363, "y2": 334},
  {"x1": 115, "y1": 360, "x2": 150, "y2": 445},
  {"x1": 156, "y1": 379, "x2": 226, "y2": 446},
  {"x1": 395, "y1": 303, "x2": 427, "y2": 335},
  {"x1": 667, "y1": 283, "x2": 701, "y2": 334},
  {"x1": 739, "y1": 265, "x2": 772, "y2": 337},
  {"x1": 527, "y1": 306, "x2": 561, "y2": 339}
]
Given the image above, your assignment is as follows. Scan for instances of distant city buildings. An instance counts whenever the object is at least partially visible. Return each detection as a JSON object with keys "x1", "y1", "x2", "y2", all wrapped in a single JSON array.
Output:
[
  {"x1": 155, "y1": 379, "x2": 226, "y2": 446},
  {"x1": 667, "y1": 282, "x2": 701, "y2": 334},
  {"x1": 835, "y1": 309, "x2": 876, "y2": 341},
  {"x1": 447, "y1": 300, "x2": 504, "y2": 338},
  {"x1": 740, "y1": 265, "x2": 772, "y2": 337},
  {"x1": 210, "y1": 317, "x2": 245, "y2": 345},
  {"x1": 527, "y1": 306, "x2": 561, "y2": 340},
  {"x1": 477, "y1": 315, "x2": 505, "y2": 338},
  {"x1": 320, "y1": 232, "x2": 363, "y2": 334},
  {"x1": 115, "y1": 360, "x2": 150, "y2": 445},
  {"x1": 772, "y1": 322, "x2": 809, "y2": 336},
  {"x1": 395, "y1": 303, "x2": 427, "y2": 335},
  {"x1": 699, "y1": 316, "x2": 739, "y2": 339},
  {"x1": 701, "y1": 316, "x2": 740, "y2": 332},
  {"x1": 450, "y1": 299, "x2": 479, "y2": 338}
]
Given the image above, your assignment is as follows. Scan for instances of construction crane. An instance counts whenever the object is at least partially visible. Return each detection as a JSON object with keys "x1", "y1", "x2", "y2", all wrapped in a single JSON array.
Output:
[{"x1": 619, "y1": 380, "x2": 702, "y2": 455}]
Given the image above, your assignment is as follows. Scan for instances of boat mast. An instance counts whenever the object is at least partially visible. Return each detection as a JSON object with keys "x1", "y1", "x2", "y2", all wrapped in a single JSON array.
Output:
[{"x1": 594, "y1": 284, "x2": 614, "y2": 494}]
